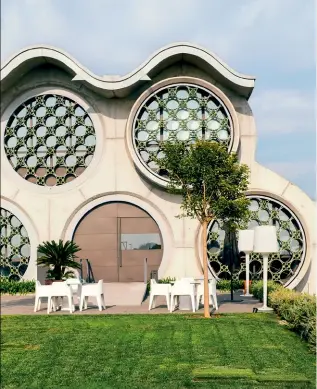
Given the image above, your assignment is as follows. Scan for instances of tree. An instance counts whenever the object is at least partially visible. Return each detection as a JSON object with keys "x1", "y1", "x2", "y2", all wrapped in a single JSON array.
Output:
[
  {"x1": 154, "y1": 140, "x2": 250, "y2": 318},
  {"x1": 37, "y1": 240, "x2": 82, "y2": 281}
]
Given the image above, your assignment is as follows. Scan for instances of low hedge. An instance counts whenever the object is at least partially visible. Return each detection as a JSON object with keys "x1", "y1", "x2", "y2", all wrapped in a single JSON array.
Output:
[
  {"x1": 217, "y1": 279, "x2": 244, "y2": 292},
  {"x1": 251, "y1": 280, "x2": 316, "y2": 350},
  {"x1": 0, "y1": 279, "x2": 36, "y2": 295},
  {"x1": 250, "y1": 280, "x2": 281, "y2": 301}
]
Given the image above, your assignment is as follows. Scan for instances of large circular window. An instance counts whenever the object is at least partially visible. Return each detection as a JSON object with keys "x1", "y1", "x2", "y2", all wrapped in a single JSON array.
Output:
[
  {"x1": 207, "y1": 196, "x2": 306, "y2": 285},
  {"x1": 4, "y1": 94, "x2": 96, "y2": 186},
  {"x1": 0, "y1": 208, "x2": 30, "y2": 280},
  {"x1": 133, "y1": 83, "x2": 233, "y2": 179}
]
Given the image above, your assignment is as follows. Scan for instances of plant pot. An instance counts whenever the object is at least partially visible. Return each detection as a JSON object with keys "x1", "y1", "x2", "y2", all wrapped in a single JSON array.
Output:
[
  {"x1": 44, "y1": 279, "x2": 63, "y2": 285},
  {"x1": 243, "y1": 280, "x2": 252, "y2": 295}
]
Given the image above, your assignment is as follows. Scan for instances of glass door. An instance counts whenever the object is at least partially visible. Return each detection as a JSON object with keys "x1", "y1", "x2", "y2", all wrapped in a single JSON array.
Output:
[
  {"x1": 118, "y1": 216, "x2": 162, "y2": 282},
  {"x1": 73, "y1": 202, "x2": 163, "y2": 282}
]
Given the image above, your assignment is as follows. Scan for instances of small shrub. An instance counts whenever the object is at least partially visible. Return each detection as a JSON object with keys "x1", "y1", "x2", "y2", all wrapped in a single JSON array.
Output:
[
  {"x1": 158, "y1": 277, "x2": 176, "y2": 284},
  {"x1": 217, "y1": 279, "x2": 244, "y2": 291},
  {"x1": 250, "y1": 280, "x2": 281, "y2": 302},
  {"x1": 0, "y1": 278, "x2": 35, "y2": 295},
  {"x1": 250, "y1": 280, "x2": 316, "y2": 350},
  {"x1": 269, "y1": 288, "x2": 316, "y2": 350}
]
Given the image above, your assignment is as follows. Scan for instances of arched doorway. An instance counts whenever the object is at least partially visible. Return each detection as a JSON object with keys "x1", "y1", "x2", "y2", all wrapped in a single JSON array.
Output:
[{"x1": 72, "y1": 202, "x2": 163, "y2": 282}]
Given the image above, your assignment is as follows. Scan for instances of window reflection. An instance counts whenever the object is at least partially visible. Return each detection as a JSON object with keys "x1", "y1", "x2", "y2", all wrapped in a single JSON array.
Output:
[{"x1": 121, "y1": 234, "x2": 161, "y2": 250}]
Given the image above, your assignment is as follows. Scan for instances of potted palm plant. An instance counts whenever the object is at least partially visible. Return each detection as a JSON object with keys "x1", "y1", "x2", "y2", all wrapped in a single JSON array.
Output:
[{"x1": 37, "y1": 240, "x2": 82, "y2": 284}]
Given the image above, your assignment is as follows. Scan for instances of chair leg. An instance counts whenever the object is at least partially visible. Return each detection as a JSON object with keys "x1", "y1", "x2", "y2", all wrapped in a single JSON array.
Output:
[
  {"x1": 196, "y1": 295, "x2": 201, "y2": 311},
  {"x1": 34, "y1": 297, "x2": 39, "y2": 312},
  {"x1": 165, "y1": 294, "x2": 170, "y2": 311},
  {"x1": 79, "y1": 294, "x2": 85, "y2": 311},
  {"x1": 47, "y1": 297, "x2": 52, "y2": 314},
  {"x1": 96, "y1": 295, "x2": 103, "y2": 311},
  {"x1": 213, "y1": 294, "x2": 218, "y2": 310},
  {"x1": 67, "y1": 296, "x2": 73, "y2": 313},
  {"x1": 149, "y1": 294, "x2": 154, "y2": 310},
  {"x1": 101, "y1": 294, "x2": 106, "y2": 309},
  {"x1": 85, "y1": 297, "x2": 88, "y2": 309},
  {"x1": 52, "y1": 297, "x2": 57, "y2": 312},
  {"x1": 191, "y1": 295, "x2": 196, "y2": 313},
  {"x1": 169, "y1": 294, "x2": 173, "y2": 312}
]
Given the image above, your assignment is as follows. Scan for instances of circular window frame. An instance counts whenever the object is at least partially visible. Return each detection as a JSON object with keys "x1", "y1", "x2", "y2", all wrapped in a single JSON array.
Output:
[
  {"x1": 126, "y1": 77, "x2": 240, "y2": 188},
  {"x1": 1, "y1": 87, "x2": 104, "y2": 194},
  {"x1": 0, "y1": 197, "x2": 39, "y2": 281},
  {"x1": 196, "y1": 193, "x2": 309, "y2": 289}
]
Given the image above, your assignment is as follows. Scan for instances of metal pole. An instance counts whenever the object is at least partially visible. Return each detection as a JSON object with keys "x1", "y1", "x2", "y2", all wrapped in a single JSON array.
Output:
[
  {"x1": 258, "y1": 254, "x2": 273, "y2": 311},
  {"x1": 245, "y1": 253, "x2": 252, "y2": 297},
  {"x1": 144, "y1": 258, "x2": 148, "y2": 284}
]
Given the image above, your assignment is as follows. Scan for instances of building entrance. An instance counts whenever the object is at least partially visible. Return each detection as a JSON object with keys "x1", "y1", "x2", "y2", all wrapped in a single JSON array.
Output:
[{"x1": 73, "y1": 202, "x2": 163, "y2": 282}]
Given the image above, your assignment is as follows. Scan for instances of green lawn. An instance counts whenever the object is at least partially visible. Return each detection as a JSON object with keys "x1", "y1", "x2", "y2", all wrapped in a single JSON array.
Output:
[{"x1": 1, "y1": 314, "x2": 315, "y2": 389}]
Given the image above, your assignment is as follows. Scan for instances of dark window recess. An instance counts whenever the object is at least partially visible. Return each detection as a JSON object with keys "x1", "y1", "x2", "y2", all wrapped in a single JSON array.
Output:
[{"x1": 121, "y1": 233, "x2": 162, "y2": 250}]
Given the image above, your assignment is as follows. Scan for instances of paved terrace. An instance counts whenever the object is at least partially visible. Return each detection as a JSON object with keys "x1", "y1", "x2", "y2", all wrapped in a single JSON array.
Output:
[{"x1": 1, "y1": 291, "x2": 262, "y2": 315}]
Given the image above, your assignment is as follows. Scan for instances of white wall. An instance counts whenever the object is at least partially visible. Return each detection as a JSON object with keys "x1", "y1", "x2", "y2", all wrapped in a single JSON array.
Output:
[{"x1": 1, "y1": 59, "x2": 315, "y2": 293}]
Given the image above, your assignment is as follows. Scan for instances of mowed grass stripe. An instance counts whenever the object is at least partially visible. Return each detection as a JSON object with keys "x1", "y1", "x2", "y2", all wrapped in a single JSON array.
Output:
[{"x1": 1, "y1": 314, "x2": 315, "y2": 389}]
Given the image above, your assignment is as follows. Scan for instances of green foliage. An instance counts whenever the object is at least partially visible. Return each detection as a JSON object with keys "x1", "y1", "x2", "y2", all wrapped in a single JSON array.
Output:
[
  {"x1": 154, "y1": 140, "x2": 250, "y2": 229},
  {"x1": 0, "y1": 278, "x2": 35, "y2": 295},
  {"x1": 37, "y1": 239, "x2": 81, "y2": 281},
  {"x1": 250, "y1": 280, "x2": 281, "y2": 302},
  {"x1": 251, "y1": 280, "x2": 316, "y2": 350},
  {"x1": 269, "y1": 288, "x2": 316, "y2": 350},
  {"x1": 1, "y1": 315, "x2": 316, "y2": 388},
  {"x1": 217, "y1": 279, "x2": 244, "y2": 291},
  {"x1": 158, "y1": 276, "x2": 176, "y2": 284}
]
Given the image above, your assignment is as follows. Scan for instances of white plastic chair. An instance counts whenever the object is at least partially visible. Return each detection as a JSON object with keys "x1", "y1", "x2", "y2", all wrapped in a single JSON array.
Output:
[
  {"x1": 80, "y1": 280, "x2": 105, "y2": 312},
  {"x1": 148, "y1": 279, "x2": 171, "y2": 310},
  {"x1": 170, "y1": 279, "x2": 196, "y2": 312},
  {"x1": 196, "y1": 279, "x2": 218, "y2": 311},
  {"x1": 34, "y1": 281, "x2": 56, "y2": 312},
  {"x1": 47, "y1": 282, "x2": 75, "y2": 314}
]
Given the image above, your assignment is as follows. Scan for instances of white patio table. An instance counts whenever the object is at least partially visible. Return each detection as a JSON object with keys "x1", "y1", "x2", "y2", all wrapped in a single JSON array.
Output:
[
  {"x1": 169, "y1": 280, "x2": 201, "y2": 311},
  {"x1": 178, "y1": 281, "x2": 201, "y2": 310},
  {"x1": 57, "y1": 279, "x2": 83, "y2": 311}
]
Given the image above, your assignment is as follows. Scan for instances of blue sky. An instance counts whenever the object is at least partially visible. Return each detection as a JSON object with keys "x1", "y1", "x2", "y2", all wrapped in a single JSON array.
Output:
[{"x1": 1, "y1": 0, "x2": 315, "y2": 199}]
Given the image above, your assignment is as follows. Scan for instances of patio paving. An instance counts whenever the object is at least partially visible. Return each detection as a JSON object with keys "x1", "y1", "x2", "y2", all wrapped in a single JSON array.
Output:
[{"x1": 1, "y1": 290, "x2": 262, "y2": 315}]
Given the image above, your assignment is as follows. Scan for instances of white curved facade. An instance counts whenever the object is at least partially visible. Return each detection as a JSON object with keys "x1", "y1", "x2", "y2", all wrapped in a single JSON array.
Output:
[{"x1": 1, "y1": 43, "x2": 315, "y2": 293}]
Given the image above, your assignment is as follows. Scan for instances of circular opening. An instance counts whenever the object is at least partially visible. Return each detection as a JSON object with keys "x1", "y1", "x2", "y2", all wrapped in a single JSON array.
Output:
[
  {"x1": 0, "y1": 208, "x2": 30, "y2": 280},
  {"x1": 207, "y1": 195, "x2": 306, "y2": 285},
  {"x1": 4, "y1": 94, "x2": 96, "y2": 187},
  {"x1": 132, "y1": 83, "x2": 233, "y2": 180}
]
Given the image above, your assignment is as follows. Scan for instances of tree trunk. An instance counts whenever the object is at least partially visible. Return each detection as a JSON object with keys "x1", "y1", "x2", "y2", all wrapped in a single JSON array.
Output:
[{"x1": 202, "y1": 220, "x2": 211, "y2": 318}]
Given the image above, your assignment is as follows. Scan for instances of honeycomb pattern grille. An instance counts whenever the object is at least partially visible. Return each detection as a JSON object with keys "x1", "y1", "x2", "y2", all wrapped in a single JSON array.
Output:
[
  {"x1": 207, "y1": 196, "x2": 305, "y2": 285},
  {"x1": 133, "y1": 84, "x2": 232, "y2": 178},
  {"x1": 4, "y1": 94, "x2": 96, "y2": 186},
  {"x1": 0, "y1": 208, "x2": 30, "y2": 281}
]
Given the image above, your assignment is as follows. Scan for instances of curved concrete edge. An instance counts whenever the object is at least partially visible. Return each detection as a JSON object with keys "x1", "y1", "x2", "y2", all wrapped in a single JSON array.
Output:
[
  {"x1": 1, "y1": 42, "x2": 255, "y2": 98},
  {"x1": 1, "y1": 196, "x2": 40, "y2": 281},
  {"x1": 61, "y1": 192, "x2": 175, "y2": 280}
]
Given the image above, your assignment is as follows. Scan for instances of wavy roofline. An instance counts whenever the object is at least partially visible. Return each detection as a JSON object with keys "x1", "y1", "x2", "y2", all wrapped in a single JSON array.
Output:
[{"x1": 1, "y1": 42, "x2": 256, "y2": 98}]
